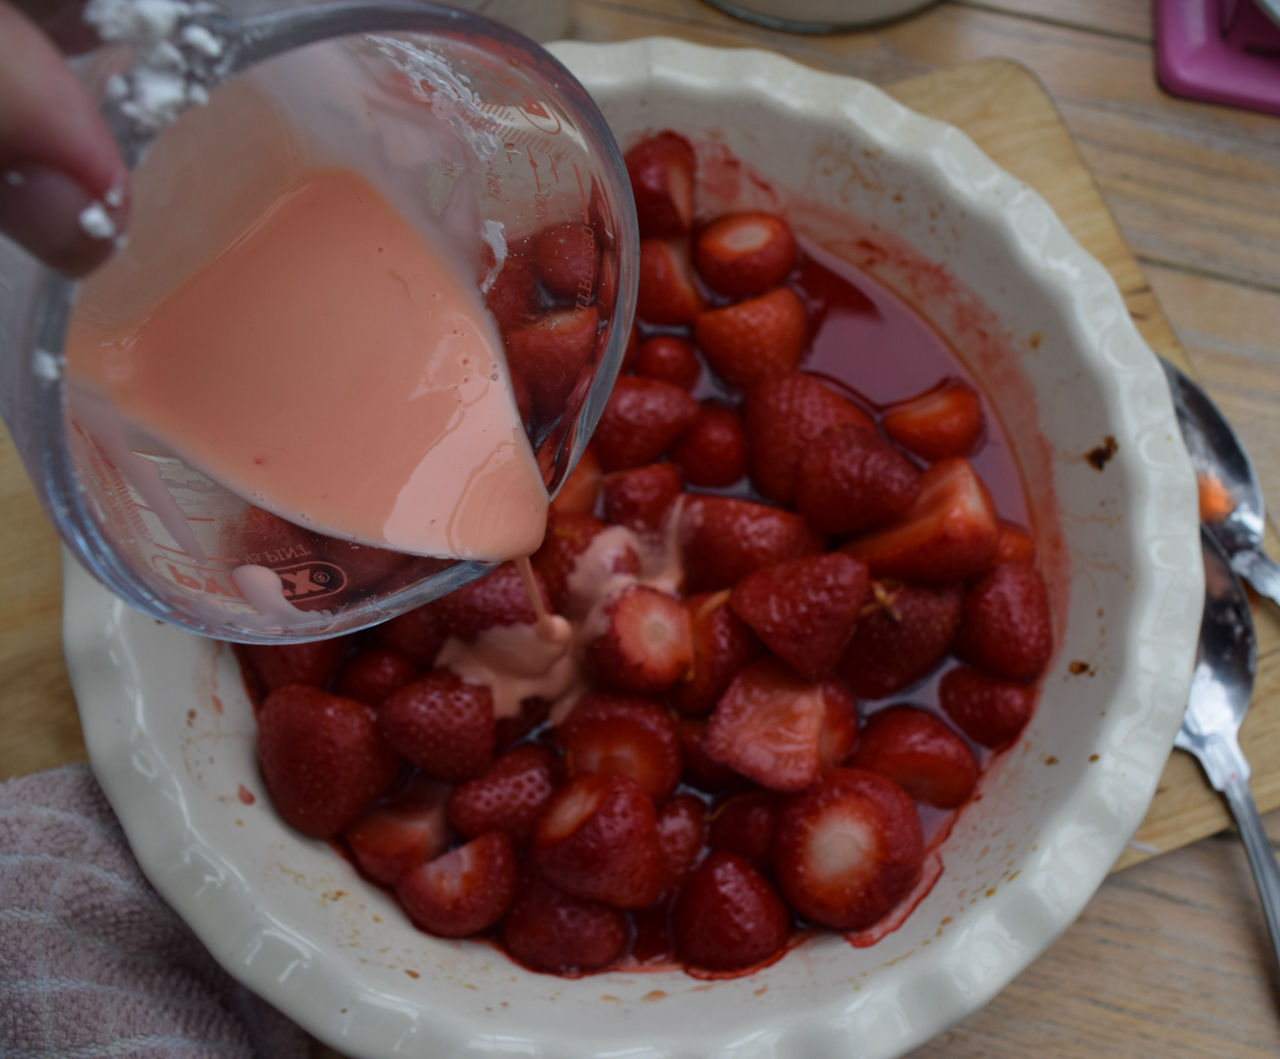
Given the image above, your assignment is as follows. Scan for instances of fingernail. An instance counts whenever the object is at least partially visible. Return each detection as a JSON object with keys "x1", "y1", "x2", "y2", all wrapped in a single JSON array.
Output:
[{"x1": 0, "y1": 163, "x2": 126, "y2": 277}]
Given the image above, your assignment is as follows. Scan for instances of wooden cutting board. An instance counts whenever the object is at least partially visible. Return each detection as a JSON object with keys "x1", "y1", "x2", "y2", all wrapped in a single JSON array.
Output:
[{"x1": 0, "y1": 57, "x2": 1268, "y2": 870}]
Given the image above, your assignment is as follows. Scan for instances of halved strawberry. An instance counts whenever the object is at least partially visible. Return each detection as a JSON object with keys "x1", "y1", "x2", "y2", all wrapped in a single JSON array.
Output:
[
  {"x1": 707, "y1": 791, "x2": 780, "y2": 874},
  {"x1": 669, "y1": 590, "x2": 763, "y2": 715},
  {"x1": 774, "y1": 768, "x2": 924, "y2": 931},
  {"x1": 881, "y1": 378, "x2": 984, "y2": 461},
  {"x1": 953, "y1": 561, "x2": 1053, "y2": 681},
  {"x1": 729, "y1": 553, "x2": 870, "y2": 681},
  {"x1": 504, "y1": 305, "x2": 599, "y2": 421},
  {"x1": 435, "y1": 561, "x2": 544, "y2": 641},
  {"x1": 531, "y1": 772, "x2": 665, "y2": 908},
  {"x1": 625, "y1": 131, "x2": 696, "y2": 238},
  {"x1": 794, "y1": 423, "x2": 922, "y2": 536},
  {"x1": 531, "y1": 511, "x2": 641, "y2": 615},
  {"x1": 333, "y1": 647, "x2": 418, "y2": 707},
  {"x1": 239, "y1": 637, "x2": 348, "y2": 694},
  {"x1": 637, "y1": 238, "x2": 705, "y2": 325},
  {"x1": 584, "y1": 584, "x2": 694, "y2": 693},
  {"x1": 447, "y1": 744, "x2": 555, "y2": 847},
  {"x1": 694, "y1": 287, "x2": 807, "y2": 392},
  {"x1": 995, "y1": 521, "x2": 1037, "y2": 564},
  {"x1": 501, "y1": 868, "x2": 630, "y2": 974},
  {"x1": 535, "y1": 221, "x2": 600, "y2": 302},
  {"x1": 676, "y1": 715, "x2": 743, "y2": 792},
  {"x1": 592, "y1": 376, "x2": 699, "y2": 472},
  {"x1": 694, "y1": 211, "x2": 797, "y2": 298},
  {"x1": 556, "y1": 691, "x2": 682, "y2": 800},
  {"x1": 842, "y1": 458, "x2": 999, "y2": 582},
  {"x1": 375, "y1": 602, "x2": 446, "y2": 669},
  {"x1": 396, "y1": 831, "x2": 517, "y2": 938},
  {"x1": 703, "y1": 657, "x2": 856, "y2": 792},
  {"x1": 602, "y1": 462, "x2": 684, "y2": 536},
  {"x1": 669, "y1": 401, "x2": 747, "y2": 488},
  {"x1": 850, "y1": 706, "x2": 978, "y2": 809},
  {"x1": 672, "y1": 851, "x2": 790, "y2": 972},
  {"x1": 744, "y1": 372, "x2": 876, "y2": 505},
  {"x1": 550, "y1": 441, "x2": 604, "y2": 517},
  {"x1": 655, "y1": 792, "x2": 708, "y2": 890},
  {"x1": 342, "y1": 773, "x2": 451, "y2": 885},
  {"x1": 257, "y1": 685, "x2": 401, "y2": 838},
  {"x1": 679, "y1": 495, "x2": 824, "y2": 594},
  {"x1": 378, "y1": 669, "x2": 495, "y2": 782},
  {"x1": 836, "y1": 579, "x2": 963, "y2": 700},
  {"x1": 635, "y1": 335, "x2": 702, "y2": 391},
  {"x1": 937, "y1": 664, "x2": 1038, "y2": 748}
]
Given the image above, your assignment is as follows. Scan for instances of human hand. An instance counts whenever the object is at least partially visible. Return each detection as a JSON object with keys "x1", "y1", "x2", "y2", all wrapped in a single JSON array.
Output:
[{"x1": 0, "y1": 0, "x2": 127, "y2": 276}]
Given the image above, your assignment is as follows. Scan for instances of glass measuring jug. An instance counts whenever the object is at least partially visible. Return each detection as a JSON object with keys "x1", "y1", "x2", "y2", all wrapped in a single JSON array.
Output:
[{"x1": 0, "y1": 1, "x2": 638, "y2": 643}]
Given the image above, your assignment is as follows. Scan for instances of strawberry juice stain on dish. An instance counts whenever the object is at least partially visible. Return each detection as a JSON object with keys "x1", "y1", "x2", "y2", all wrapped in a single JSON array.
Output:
[{"x1": 65, "y1": 167, "x2": 548, "y2": 573}]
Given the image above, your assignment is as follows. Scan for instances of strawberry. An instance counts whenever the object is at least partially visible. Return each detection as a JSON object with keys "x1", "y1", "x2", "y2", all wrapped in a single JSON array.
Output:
[
  {"x1": 774, "y1": 768, "x2": 924, "y2": 931},
  {"x1": 694, "y1": 288, "x2": 807, "y2": 392},
  {"x1": 836, "y1": 579, "x2": 963, "y2": 700},
  {"x1": 315, "y1": 537, "x2": 408, "y2": 592},
  {"x1": 842, "y1": 458, "x2": 999, "y2": 582},
  {"x1": 602, "y1": 462, "x2": 683, "y2": 535},
  {"x1": 937, "y1": 664, "x2": 1038, "y2": 748},
  {"x1": 435, "y1": 561, "x2": 544, "y2": 641},
  {"x1": 679, "y1": 496, "x2": 824, "y2": 594},
  {"x1": 378, "y1": 669, "x2": 495, "y2": 782},
  {"x1": 556, "y1": 691, "x2": 682, "y2": 800},
  {"x1": 743, "y1": 372, "x2": 876, "y2": 505},
  {"x1": 332, "y1": 647, "x2": 418, "y2": 707},
  {"x1": 592, "y1": 376, "x2": 699, "y2": 472},
  {"x1": 703, "y1": 657, "x2": 857, "y2": 792},
  {"x1": 500, "y1": 869, "x2": 629, "y2": 974},
  {"x1": 531, "y1": 772, "x2": 665, "y2": 908},
  {"x1": 256, "y1": 685, "x2": 401, "y2": 838},
  {"x1": 672, "y1": 851, "x2": 790, "y2": 972},
  {"x1": 953, "y1": 561, "x2": 1053, "y2": 681},
  {"x1": 620, "y1": 323, "x2": 641, "y2": 373},
  {"x1": 655, "y1": 792, "x2": 707, "y2": 890},
  {"x1": 341, "y1": 773, "x2": 451, "y2": 885},
  {"x1": 694, "y1": 211, "x2": 797, "y2": 298},
  {"x1": 504, "y1": 305, "x2": 599, "y2": 421},
  {"x1": 634, "y1": 335, "x2": 702, "y2": 391},
  {"x1": 728, "y1": 553, "x2": 870, "y2": 681},
  {"x1": 535, "y1": 221, "x2": 601, "y2": 302},
  {"x1": 375, "y1": 601, "x2": 446, "y2": 668},
  {"x1": 550, "y1": 441, "x2": 604, "y2": 517},
  {"x1": 881, "y1": 378, "x2": 984, "y2": 461},
  {"x1": 447, "y1": 743, "x2": 555, "y2": 847},
  {"x1": 850, "y1": 706, "x2": 978, "y2": 809},
  {"x1": 238, "y1": 637, "x2": 348, "y2": 694},
  {"x1": 484, "y1": 236, "x2": 540, "y2": 333},
  {"x1": 794, "y1": 423, "x2": 922, "y2": 536},
  {"x1": 636, "y1": 238, "x2": 705, "y2": 325},
  {"x1": 396, "y1": 831, "x2": 517, "y2": 938},
  {"x1": 669, "y1": 401, "x2": 747, "y2": 488},
  {"x1": 238, "y1": 505, "x2": 319, "y2": 570},
  {"x1": 625, "y1": 131, "x2": 696, "y2": 238},
  {"x1": 676, "y1": 715, "x2": 743, "y2": 792},
  {"x1": 584, "y1": 584, "x2": 694, "y2": 693},
  {"x1": 494, "y1": 695, "x2": 552, "y2": 752},
  {"x1": 995, "y1": 521, "x2": 1037, "y2": 564},
  {"x1": 707, "y1": 791, "x2": 780, "y2": 874},
  {"x1": 531, "y1": 510, "x2": 640, "y2": 615},
  {"x1": 669, "y1": 590, "x2": 763, "y2": 715}
]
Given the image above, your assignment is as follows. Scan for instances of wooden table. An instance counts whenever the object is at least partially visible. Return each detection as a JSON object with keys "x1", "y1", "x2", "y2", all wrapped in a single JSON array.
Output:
[{"x1": 5, "y1": 0, "x2": 1280, "y2": 1055}]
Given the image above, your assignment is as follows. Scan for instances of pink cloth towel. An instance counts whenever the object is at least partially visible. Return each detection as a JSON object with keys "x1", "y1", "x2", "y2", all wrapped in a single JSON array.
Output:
[{"x1": 0, "y1": 764, "x2": 310, "y2": 1058}]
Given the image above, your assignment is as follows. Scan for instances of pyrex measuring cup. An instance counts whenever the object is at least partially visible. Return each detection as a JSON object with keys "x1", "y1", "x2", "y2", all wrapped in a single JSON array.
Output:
[{"x1": 0, "y1": 1, "x2": 638, "y2": 643}]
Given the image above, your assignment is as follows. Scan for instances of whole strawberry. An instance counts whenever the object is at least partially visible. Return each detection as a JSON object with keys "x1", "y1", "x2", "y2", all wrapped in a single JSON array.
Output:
[
  {"x1": 435, "y1": 561, "x2": 546, "y2": 641},
  {"x1": 669, "y1": 401, "x2": 748, "y2": 488},
  {"x1": 672, "y1": 851, "x2": 790, "y2": 972},
  {"x1": 256, "y1": 685, "x2": 401, "y2": 839},
  {"x1": 953, "y1": 561, "x2": 1053, "y2": 681},
  {"x1": 447, "y1": 744, "x2": 556, "y2": 848},
  {"x1": 501, "y1": 869, "x2": 630, "y2": 974},
  {"x1": 378, "y1": 669, "x2": 496, "y2": 782},
  {"x1": 669, "y1": 590, "x2": 763, "y2": 715},
  {"x1": 851, "y1": 705, "x2": 978, "y2": 809},
  {"x1": 938, "y1": 665, "x2": 1038, "y2": 748},
  {"x1": 794, "y1": 423, "x2": 922, "y2": 536},
  {"x1": 592, "y1": 376, "x2": 699, "y2": 472},
  {"x1": 680, "y1": 496, "x2": 824, "y2": 594}
]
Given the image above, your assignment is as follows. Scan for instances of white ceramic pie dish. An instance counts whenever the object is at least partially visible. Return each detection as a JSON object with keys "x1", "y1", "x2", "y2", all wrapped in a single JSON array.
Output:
[{"x1": 66, "y1": 38, "x2": 1203, "y2": 1059}]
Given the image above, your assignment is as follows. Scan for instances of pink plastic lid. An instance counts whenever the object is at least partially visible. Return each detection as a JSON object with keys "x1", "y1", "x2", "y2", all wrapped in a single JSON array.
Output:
[{"x1": 1155, "y1": 0, "x2": 1280, "y2": 116}]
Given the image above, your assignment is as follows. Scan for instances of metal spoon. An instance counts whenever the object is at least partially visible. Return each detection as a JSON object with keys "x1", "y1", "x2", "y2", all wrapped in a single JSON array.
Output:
[
  {"x1": 1160, "y1": 357, "x2": 1280, "y2": 606},
  {"x1": 1179, "y1": 528, "x2": 1280, "y2": 970}
]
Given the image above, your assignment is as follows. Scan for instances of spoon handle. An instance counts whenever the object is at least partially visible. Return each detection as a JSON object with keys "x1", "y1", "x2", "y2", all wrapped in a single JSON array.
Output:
[
  {"x1": 1223, "y1": 774, "x2": 1280, "y2": 973},
  {"x1": 1230, "y1": 547, "x2": 1280, "y2": 610}
]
